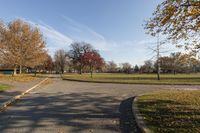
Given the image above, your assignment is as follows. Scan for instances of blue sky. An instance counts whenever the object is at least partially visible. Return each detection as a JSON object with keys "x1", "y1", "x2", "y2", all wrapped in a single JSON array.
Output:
[{"x1": 0, "y1": 0, "x2": 176, "y2": 65}]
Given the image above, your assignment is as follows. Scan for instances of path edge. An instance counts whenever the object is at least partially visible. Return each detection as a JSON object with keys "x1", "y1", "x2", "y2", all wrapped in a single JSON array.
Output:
[
  {"x1": 63, "y1": 78, "x2": 197, "y2": 86},
  {"x1": 0, "y1": 78, "x2": 49, "y2": 112},
  {"x1": 132, "y1": 96, "x2": 153, "y2": 133}
]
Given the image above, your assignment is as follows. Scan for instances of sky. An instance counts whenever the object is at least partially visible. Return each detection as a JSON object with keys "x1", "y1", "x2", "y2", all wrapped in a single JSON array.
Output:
[{"x1": 0, "y1": 0, "x2": 178, "y2": 65}]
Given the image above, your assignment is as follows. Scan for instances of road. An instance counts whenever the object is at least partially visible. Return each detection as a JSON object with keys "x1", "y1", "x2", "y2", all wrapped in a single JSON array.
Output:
[{"x1": 0, "y1": 76, "x2": 199, "y2": 133}]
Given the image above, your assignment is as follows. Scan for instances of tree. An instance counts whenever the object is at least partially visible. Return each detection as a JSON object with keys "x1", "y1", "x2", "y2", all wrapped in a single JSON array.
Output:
[
  {"x1": 54, "y1": 49, "x2": 68, "y2": 74},
  {"x1": 145, "y1": 0, "x2": 200, "y2": 52},
  {"x1": 134, "y1": 65, "x2": 140, "y2": 73},
  {"x1": 68, "y1": 42, "x2": 94, "y2": 74},
  {"x1": 140, "y1": 60, "x2": 154, "y2": 73},
  {"x1": 81, "y1": 51, "x2": 104, "y2": 78},
  {"x1": 43, "y1": 54, "x2": 54, "y2": 74},
  {"x1": 177, "y1": 52, "x2": 199, "y2": 73},
  {"x1": 157, "y1": 52, "x2": 199, "y2": 74},
  {"x1": 106, "y1": 61, "x2": 118, "y2": 73},
  {"x1": 0, "y1": 19, "x2": 47, "y2": 75},
  {"x1": 121, "y1": 62, "x2": 132, "y2": 74},
  {"x1": 159, "y1": 56, "x2": 174, "y2": 73},
  {"x1": 170, "y1": 52, "x2": 182, "y2": 74}
]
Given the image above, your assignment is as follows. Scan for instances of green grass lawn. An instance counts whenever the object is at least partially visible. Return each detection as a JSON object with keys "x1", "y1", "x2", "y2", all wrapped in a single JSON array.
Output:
[
  {"x1": 0, "y1": 84, "x2": 12, "y2": 92},
  {"x1": 63, "y1": 73, "x2": 200, "y2": 85},
  {"x1": 137, "y1": 90, "x2": 200, "y2": 133}
]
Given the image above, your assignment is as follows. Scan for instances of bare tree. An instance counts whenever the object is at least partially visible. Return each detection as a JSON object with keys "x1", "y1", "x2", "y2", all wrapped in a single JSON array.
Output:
[
  {"x1": 54, "y1": 49, "x2": 68, "y2": 74},
  {"x1": 121, "y1": 62, "x2": 132, "y2": 74},
  {"x1": 106, "y1": 61, "x2": 118, "y2": 73},
  {"x1": 147, "y1": 34, "x2": 168, "y2": 80}
]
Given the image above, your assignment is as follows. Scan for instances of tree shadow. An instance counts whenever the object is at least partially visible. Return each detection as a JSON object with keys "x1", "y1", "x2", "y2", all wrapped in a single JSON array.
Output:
[
  {"x1": 0, "y1": 92, "x2": 140, "y2": 133},
  {"x1": 0, "y1": 91, "x2": 22, "y2": 103},
  {"x1": 119, "y1": 97, "x2": 141, "y2": 133}
]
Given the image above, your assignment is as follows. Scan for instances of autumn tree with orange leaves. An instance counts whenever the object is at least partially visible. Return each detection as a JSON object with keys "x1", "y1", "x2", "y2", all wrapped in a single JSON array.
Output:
[
  {"x1": 0, "y1": 19, "x2": 47, "y2": 75},
  {"x1": 145, "y1": 0, "x2": 200, "y2": 52}
]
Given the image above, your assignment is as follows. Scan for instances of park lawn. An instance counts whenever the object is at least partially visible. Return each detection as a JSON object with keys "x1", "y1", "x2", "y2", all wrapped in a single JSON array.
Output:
[
  {"x1": 137, "y1": 90, "x2": 200, "y2": 133},
  {"x1": 0, "y1": 74, "x2": 39, "y2": 82},
  {"x1": 0, "y1": 84, "x2": 12, "y2": 92},
  {"x1": 63, "y1": 73, "x2": 200, "y2": 85}
]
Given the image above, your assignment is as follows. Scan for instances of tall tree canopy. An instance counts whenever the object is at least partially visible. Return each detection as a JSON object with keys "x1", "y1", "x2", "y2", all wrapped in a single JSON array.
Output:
[
  {"x1": 145, "y1": 0, "x2": 200, "y2": 52},
  {"x1": 0, "y1": 19, "x2": 47, "y2": 74},
  {"x1": 68, "y1": 42, "x2": 95, "y2": 74}
]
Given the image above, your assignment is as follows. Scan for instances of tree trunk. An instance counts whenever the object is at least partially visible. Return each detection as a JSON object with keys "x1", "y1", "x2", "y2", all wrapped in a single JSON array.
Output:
[
  {"x1": 13, "y1": 67, "x2": 17, "y2": 76},
  {"x1": 19, "y1": 64, "x2": 22, "y2": 74},
  {"x1": 79, "y1": 67, "x2": 82, "y2": 75},
  {"x1": 91, "y1": 71, "x2": 93, "y2": 78},
  {"x1": 157, "y1": 67, "x2": 160, "y2": 80},
  {"x1": 157, "y1": 34, "x2": 160, "y2": 80},
  {"x1": 61, "y1": 68, "x2": 64, "y2": 74},
  {"x1": 20, "y1": 43, "x2": 22, "y2": 74},
  {"x1": 157, "y1": 54, "x2": 161, "y2": 80},
  {"x1": 34, "y1": 68, "x2": 37, "y2": 77},
  {"x1": 90, "y1": 65, "x2": 93, "y2": 78},
  {"x1": 173, "y1": 70, "x2": 176, "y2": 75},
  {"x1": 156, "y1": 58, "x2": 160, "y2": 80}
]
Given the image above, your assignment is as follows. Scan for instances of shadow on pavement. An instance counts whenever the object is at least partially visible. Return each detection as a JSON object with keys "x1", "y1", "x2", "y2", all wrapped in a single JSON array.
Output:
[
  {"x1": 0, "y1": 91, "x2": 21, "y2": 104},
  {"x1": 119, "y1": 97, "x2": 141, "y2": 133},
  {"x1": 0, "y1": 92, "x2": 140, "y2": 133}
]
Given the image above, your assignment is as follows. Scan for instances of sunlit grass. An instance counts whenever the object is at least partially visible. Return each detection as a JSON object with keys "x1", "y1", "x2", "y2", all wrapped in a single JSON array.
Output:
[
  {"x1": 63, "y1": 73, "x2": 200, "y2": 85},
  {"x1": 0, "y1": 74, "x2": 39, "y2": 82},
  {"x1": 0, "y1": 84, "x2": 12, "y2": 92},
  {"x1": 137, "y1": 90, "x2": 200, "y2": 132}
]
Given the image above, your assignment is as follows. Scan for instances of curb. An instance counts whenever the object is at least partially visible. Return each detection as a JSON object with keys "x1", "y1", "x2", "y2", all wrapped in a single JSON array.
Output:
[
  {"x1": 0, "y1": 78, "x2": 49, "y2": 112},
  {"x1": 132, "y1": 96, "x2": 153, "y2": 133},
  {"x1": 63, "y1": 78, "x2": 199, "y2": 86}
]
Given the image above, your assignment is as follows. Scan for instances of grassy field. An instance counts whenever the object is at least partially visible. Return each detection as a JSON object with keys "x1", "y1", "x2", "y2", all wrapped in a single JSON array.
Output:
[
  {"x1": 0, "y1": 74, "x2": 39, "y2": 82},
  {"x1": 137, "y1": 90, "x2": 200, "y2": 133},
  {"x1": 63, "y1": 73, "x2": 200, "y2": 85},
  {"x1": 0, "y1": 84, "x2": 12, "y2": 92}
]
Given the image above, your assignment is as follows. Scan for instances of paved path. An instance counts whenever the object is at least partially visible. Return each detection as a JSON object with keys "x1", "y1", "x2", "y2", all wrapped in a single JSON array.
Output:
[
  {"x1": 0, "y1": 76, "x2": 200, "y2": 133},
  {"x1": 0, "y1": 78, "x2": 44, "y2": 104}
]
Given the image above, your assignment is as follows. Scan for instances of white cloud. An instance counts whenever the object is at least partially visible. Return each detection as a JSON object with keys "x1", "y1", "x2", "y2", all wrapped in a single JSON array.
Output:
[
  {"x1": 61, "y1": 15, "x2": 117, "y2": 51},
  {"x1": 25, "y1": 19, "x2": 73, "y2": 55}
]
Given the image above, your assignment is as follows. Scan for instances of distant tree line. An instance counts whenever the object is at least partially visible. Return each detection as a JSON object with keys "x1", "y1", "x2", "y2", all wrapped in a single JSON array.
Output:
[
  {"x1": 140, "y1": 52, "x2": 200, "y2": 74},
  {"x1": 52, "y1": 51, "x2": 200, "y2": 75}
]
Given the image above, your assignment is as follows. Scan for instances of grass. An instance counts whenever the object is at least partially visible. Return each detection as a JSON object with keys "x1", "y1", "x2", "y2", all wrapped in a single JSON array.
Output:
[
  {"x1": 0, "y1": 74, "x2": 39, "y2": 82},
  {"x1": 0, "y1": 84, "x2": 12, "y2": 92},
  {"x1": 63, "y1": 73, "x2": 200, "y2": 85},
  {"x1": 137, "y1": 90, "x2": 200, "y2": 133}
]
